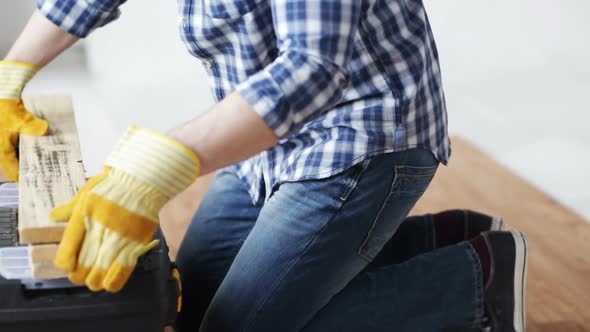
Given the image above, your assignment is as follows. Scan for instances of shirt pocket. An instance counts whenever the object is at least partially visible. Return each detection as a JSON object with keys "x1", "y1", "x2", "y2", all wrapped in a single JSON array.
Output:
[{"x1": 204, "y1": 0, "x2": 264, "y2": 19}]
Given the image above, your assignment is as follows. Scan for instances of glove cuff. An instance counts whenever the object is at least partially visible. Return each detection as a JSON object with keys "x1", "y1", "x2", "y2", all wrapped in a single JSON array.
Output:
[
  {"x1": 0, "y1": 61, "x2": 39, "y2": 100},
  {"x1": 105, "y1": 125, "x2": 200, "y2": 198}
]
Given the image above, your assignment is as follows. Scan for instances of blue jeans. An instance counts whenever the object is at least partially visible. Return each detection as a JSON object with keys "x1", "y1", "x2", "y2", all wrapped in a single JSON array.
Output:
[{"x1": 175, "y1": 149, "x2": 484, "y2": 332}]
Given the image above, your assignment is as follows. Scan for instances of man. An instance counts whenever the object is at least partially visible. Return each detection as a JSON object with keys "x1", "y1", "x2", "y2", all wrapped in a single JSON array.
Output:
[{"x1": 0, "y1": 1, "x2": 527, "y2": 331}]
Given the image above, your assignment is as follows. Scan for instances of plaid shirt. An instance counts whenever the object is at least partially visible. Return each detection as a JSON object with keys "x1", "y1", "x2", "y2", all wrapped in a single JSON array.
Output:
[{"x1": 38, "y1": 0, "x2": 450, "y2": 204}]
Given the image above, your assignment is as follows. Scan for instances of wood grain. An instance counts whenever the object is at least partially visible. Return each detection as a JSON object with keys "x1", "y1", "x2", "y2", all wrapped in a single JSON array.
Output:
[
  {"x1": 29, "y1": 243, "x2": 59, "y2": 263},
  {"x1": 159, "y1": 137, "x2": 590, "y2": 332},
  {"x1": 29, "y1": 244, "x2": 67, "y2": 279},
  {"x1": 31, "y1": 262, "x2": 67, "y2": 280},
  {"x1": 18, "y1": 96, "x2": 86, "y2": 244}
]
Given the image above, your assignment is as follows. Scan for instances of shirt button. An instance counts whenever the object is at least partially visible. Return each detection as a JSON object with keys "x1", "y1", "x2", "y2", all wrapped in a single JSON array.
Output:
[{"x1": 203, "y1": 60, "x2": 213, "y2": 69}]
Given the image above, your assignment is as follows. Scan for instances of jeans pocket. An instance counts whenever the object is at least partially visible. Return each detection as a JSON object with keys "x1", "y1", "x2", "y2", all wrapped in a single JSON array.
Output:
[
  {"x1": 392, "y1": 164, "x2": 438, "y2": 196},
  {"x1": 357, "y1": 163, "x2": 438, "y2": 261}
]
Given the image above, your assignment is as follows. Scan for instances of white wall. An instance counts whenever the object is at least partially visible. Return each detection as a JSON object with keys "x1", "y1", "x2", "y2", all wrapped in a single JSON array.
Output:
[
  {"x1": 424, "y1": 0, "x2": 590, "y2": 217},
  {"x1": 425, "y1": 1, "x2": 589, "y2": 79},
  {"x1": 424, "y1": 0, "x2": 590, "y2": 140},
  {"x1": 0, "y1": 1, "x2": 35, "y2": 55},
  {"x1": 84, "y1": 0, "x2": 214, "y2": 133}
]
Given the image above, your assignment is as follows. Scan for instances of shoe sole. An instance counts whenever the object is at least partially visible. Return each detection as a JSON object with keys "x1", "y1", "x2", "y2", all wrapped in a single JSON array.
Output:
[
  {"x1": 511, "y1": 230, "x2": 528, "y2": 332},
  {"x1": 491, "y1": 216, "x2": 504, "y2": 231}
]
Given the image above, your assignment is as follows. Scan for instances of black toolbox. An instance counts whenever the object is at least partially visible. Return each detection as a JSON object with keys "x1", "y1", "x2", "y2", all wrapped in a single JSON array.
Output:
[{"x1": 0, "y1": 225, "x2": 180, "y2": 332}]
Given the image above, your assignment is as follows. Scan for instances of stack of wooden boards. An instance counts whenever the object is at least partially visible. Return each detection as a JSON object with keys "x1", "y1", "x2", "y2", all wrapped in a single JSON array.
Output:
[{"x1": 17, "y1": 96, "x2": 86, "y2": 279}]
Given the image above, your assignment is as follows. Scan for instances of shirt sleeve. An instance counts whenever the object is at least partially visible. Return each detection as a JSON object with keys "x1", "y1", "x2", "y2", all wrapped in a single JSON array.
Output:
[
  {"x1": 37, "y1": 0, "x2": 127, "y2": 38},
  {"x1": 235, "y1": 0, "x2": 361, "y2": 138}
]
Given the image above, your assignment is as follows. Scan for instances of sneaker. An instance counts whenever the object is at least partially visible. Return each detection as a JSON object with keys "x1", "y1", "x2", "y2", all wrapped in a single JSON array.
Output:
[{"x1": 481, "y1": 230, "x2": 528, "y2": 332}]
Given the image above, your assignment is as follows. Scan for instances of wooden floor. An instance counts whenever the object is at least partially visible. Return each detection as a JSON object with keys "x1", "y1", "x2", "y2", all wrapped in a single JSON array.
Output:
[{"x1": 159, "y1": 137, "x2": 590, "y2": 332}]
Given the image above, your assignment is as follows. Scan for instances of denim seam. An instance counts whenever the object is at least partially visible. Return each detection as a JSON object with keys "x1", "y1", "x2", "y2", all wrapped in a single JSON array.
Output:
[
  {"x1": 462, "y1": 242, "x2": 485, "y2": 328},
  {"x1": 356, "y1": 166, "x2": 398, "y2": 262},
  {"x1": 241, "y1": 175, "x2": 362, "y2": 331}
]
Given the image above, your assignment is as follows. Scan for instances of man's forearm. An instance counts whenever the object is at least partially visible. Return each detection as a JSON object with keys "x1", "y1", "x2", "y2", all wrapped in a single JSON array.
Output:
[
  {"x1": 4, "y1": 10, "x2": 79, "y2": 67},
  {"x1": 168, "y1": 92, "x2": 278, "y2": 176}
]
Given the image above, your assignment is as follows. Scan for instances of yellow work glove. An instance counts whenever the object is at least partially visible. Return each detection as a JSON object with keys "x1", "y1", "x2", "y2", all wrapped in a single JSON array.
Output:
[
  {"x1": 51, "y1": 126, "x2": 200, "y2": 292},
  {"x1": 0, "y1": 61, "x2": 49, "y2": 181}
]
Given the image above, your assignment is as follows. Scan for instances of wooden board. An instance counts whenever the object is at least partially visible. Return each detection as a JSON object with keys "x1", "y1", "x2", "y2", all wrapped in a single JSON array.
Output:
[
  {"x1": 28, "y1": 244, "x2": 67, "y2": 280},
  {"x1": 159, "y1": 137, "x2": 590, "y2": 332},
  {"x1": 29, "y1": 243, "x2": 60, "y2": 263},
  {"x1": 18, "y1": 96, "x2": 86, "y2": 244},
  {"x1": 31, "y1": 262, "x2": 67, "y2": 280}
]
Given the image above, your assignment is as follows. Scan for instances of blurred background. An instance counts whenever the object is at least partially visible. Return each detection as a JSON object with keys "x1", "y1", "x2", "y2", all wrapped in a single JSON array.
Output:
[{"x1": 2, "y1": 0, "x2": 589, "y2": 220}]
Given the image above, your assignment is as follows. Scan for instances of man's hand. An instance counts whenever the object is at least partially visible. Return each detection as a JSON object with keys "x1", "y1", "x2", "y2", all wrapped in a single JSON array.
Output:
[
  {"x1": 0, "y1": 61, "x2": 49, "y2": 181},
  {"x1": 51, "y1": 126, "x2": 200, "y2": 292}
]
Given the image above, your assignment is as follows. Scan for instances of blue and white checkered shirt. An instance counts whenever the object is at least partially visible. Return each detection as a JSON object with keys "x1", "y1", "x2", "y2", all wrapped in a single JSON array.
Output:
[{"x1": 38, "y1": 0, "x2": 450, "y2": 204}]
